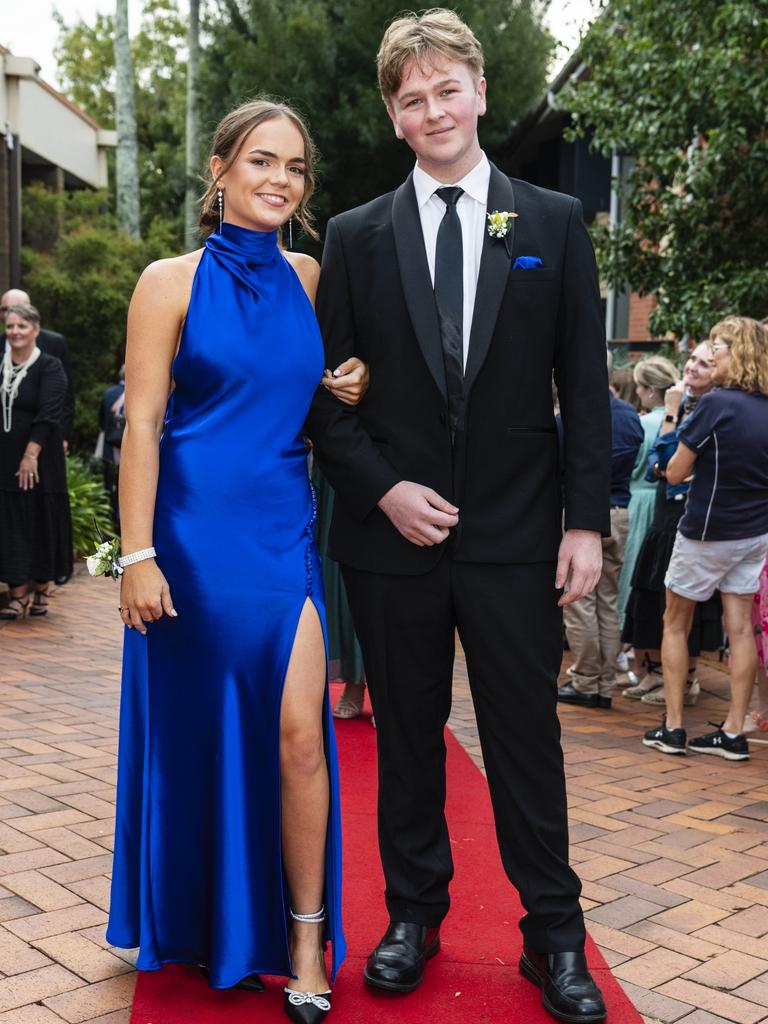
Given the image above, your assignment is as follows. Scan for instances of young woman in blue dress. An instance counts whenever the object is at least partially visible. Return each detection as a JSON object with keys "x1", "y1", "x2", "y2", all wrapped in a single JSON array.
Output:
[{"x1": 108, "y1": 100, "x2": 365, "y2": 1023}]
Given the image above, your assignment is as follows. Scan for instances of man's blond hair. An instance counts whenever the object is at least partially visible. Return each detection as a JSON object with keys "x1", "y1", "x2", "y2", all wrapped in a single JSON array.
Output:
[{"x1": 377, "y1": 9, "x2": 484, "y2": 102}]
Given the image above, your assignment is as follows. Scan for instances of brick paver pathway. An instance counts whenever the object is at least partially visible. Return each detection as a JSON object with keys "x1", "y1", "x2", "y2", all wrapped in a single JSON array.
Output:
[{"x1": 0, "y1": 571, "x2": 767, "y2": 1023}]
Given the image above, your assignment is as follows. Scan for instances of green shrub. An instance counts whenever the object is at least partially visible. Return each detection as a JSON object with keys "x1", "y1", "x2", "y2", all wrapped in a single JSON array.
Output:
[
  {"x1": 66, "y1": 455, "x2": 113, "y2": 557},
  {"x1": 22, "y1": 185, "x2": 176, "y2": 455}
]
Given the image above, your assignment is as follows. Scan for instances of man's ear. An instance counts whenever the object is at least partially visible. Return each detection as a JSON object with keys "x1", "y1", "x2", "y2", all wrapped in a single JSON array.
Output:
[
  {"x1": 386, "y1": 103, "x2": 405, "y2": 141},
  {"x1": 477, "y1": 76, "x2": 487, "y2": 118}
]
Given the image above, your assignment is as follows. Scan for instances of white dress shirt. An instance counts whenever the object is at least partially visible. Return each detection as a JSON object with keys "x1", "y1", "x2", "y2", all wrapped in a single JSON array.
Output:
[{"x1": 412, "y1": 152, "x2": 490, "y2": 369}]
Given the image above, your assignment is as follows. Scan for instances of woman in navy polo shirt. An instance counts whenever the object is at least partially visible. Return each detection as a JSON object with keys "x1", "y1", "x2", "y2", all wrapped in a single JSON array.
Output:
[{"x1": 643, "y1": 316, "x2": 768, "y2": 760}]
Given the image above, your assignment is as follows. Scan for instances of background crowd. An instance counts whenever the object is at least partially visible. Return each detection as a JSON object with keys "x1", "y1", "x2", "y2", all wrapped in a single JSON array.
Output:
[
  {"x1": 557, "y1": 316, "x2": 768, "y2": 762},
  {"x1": 1, "y1": 294, "x2": 767, "y2": 767}
]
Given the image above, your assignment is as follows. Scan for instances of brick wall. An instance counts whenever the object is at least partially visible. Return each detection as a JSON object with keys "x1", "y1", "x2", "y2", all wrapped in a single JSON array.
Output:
[{"x1": 628, "y1": 293, "x2": 656, "y2": 340}]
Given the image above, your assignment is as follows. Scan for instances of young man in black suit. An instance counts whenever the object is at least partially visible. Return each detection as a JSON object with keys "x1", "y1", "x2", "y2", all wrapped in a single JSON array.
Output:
[{"x1": 308, "y1": 11, "x2": 610, "y2": 1021}]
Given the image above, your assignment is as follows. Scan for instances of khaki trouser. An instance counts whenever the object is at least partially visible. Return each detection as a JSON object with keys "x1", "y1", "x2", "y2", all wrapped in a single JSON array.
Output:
[{"x1": 563, "y1": 506, "x2": 629, "y2": 697}]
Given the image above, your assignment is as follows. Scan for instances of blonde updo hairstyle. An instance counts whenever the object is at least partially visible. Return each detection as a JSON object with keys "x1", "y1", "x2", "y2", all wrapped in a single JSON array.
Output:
[
  {"x1": 633, "y1": 355, "x2": 679, "y2": 395},
  {"x1": 199, "y1": 98, "x2": 319, "y2": 241}
]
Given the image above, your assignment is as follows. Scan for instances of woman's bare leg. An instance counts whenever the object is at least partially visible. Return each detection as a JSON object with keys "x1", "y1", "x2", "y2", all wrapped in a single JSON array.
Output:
[
  {"x1": 721, "y1": 592, "x2": 758, "y2": 736},
  {"x1": 280, "y1": 599, "x2": 330, "y2": 994},
  {"x1": 661, "y1": 591, "x2": 696, "y2": 730}
]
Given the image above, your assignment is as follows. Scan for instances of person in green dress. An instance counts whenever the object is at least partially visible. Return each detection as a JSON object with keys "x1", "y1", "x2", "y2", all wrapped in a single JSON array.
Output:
[
  {"x1": 617, "y1": 355, "x2": 680, "y2": 626},
  {"x1": 312, "y1": 464, "x2": 373, "y2": 724}
]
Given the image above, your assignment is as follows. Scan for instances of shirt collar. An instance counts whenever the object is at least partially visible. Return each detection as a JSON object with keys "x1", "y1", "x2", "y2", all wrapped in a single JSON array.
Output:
[{"x1": 412, "y1": 152, "x2": 490, "y2": 210}]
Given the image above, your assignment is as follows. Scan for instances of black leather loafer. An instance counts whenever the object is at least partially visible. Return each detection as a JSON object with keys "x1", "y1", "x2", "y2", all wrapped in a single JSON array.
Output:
[
  {"x1": 520, "y1": 945, "x2": 606, "y2": 1023},
  {"x1": 557, "y1": 683, "x2": 611, "y2": 709},
  {"x1": 199, "y1": 965, "x2": 264, "y2": 992},
  {"x1": 363, "y1": 921, "x2": 441, "y2": 993}
]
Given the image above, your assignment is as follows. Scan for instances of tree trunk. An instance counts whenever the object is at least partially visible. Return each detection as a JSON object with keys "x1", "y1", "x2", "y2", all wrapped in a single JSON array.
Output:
[
  {"x1": 184, "y1": 0, "x2": 201, "y2": 250},
  {"x1": 114, "y1": 0, "x2": 141, "y2": 239}
]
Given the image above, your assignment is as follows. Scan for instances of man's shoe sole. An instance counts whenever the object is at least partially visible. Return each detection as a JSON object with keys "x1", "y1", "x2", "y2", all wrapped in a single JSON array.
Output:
[
  {"x1": 363, "y1": 935, "x2": 440, "y2": 994},
  {"x1": 688, "y1": 743, "x2": 749, "y2": 761},
  {"x1": 557, "y1": 693, "x2": 611, "y2": 709},
  {"x1": 519, "y1": 953, "x2": 606, "y2": 1024},
  {"x1": 642, "y1": 737, "x2": 686, "y2": 755}
]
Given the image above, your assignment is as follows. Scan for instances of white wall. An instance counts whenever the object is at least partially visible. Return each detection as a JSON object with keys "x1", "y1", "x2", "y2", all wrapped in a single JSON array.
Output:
[{"x1": 1, "y1": 53, "x2": 113, "y2": 188}]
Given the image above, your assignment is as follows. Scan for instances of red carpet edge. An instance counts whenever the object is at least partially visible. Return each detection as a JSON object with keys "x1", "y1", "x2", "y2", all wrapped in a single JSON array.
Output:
[{"x1": 130, "y1": 683, "x2": 641, "y2": 1023}]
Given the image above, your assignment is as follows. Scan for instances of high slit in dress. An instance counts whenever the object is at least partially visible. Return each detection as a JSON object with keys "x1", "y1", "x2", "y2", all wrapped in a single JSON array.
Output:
[{"x1": 106, "y1": 222, "x2": 346, "y2": 988}]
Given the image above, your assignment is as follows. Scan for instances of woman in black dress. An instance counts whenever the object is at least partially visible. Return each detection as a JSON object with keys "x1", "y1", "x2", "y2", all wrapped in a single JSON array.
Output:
[
  {"x1": 0, "y1": 304, "x2": 72, "y2": 619},
  {"x1": 621, "y1": 342, "x2": 723, "y2": 701}
]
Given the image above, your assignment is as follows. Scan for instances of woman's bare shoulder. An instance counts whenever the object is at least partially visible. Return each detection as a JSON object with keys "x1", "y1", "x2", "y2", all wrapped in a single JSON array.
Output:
[
  {"x1": 284, "y1": 251, "x2": 321, "y2": 304},
  {"x1": 132, "y1": 250, "x2": 205, "y2": 315}
]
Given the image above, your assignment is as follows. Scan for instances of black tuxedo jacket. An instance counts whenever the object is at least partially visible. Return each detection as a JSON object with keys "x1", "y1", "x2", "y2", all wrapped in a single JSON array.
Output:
[
  {"x1": 2, "y1": 328, "x2": 74, "y2": 440},
  {"x1": 307, "y1": 163, "x2": 611, "y2": 575}
]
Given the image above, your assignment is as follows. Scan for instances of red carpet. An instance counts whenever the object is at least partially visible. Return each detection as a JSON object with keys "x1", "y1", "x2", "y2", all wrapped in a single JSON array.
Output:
[{"x1": 131, "y1": 684, "x2": 641, "y2": 1023}]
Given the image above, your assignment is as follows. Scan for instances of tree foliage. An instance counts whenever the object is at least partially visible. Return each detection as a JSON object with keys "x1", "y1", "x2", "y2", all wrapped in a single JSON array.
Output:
[
  {"x1": 21, "y1": 186, "x2": 175, "y2": 449},
  {"x1": 53, "y1": 1, "x2": 553, "y2": 251},
  {"x1": 201, "y1": 1, "x2": 554, "y2": 245},
  {"x1": 55, "y1": 0, "x2": 189, "y2": 241},
  {"x1": 564, "y1": 0, "x2": 768, "y2": 339}
]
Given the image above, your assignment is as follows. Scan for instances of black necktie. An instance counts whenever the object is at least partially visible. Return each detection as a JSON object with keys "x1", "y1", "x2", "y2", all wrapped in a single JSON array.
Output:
[{"x1": 434, "y1": 186, "x2": 464, "y2": 439}]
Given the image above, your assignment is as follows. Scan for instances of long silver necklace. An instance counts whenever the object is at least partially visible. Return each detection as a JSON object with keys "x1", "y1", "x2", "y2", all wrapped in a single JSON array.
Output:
[{"x1": 1, "y1": 345, "x2": 41, "y2": 433}]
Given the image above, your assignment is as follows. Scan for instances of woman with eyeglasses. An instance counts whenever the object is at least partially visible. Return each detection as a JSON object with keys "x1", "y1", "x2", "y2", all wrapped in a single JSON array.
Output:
[{"x1": 643, "y1": 316, "x2": 768, "y2": 761}]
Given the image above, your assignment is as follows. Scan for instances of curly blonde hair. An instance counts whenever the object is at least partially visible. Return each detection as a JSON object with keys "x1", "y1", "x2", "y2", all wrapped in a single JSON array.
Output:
[
  {"x1": 199, "y1": 98, "x2": 318, "y2": 241},
  {"x1": 709, "y1": 316, "x2": 768, "y2": 395}
]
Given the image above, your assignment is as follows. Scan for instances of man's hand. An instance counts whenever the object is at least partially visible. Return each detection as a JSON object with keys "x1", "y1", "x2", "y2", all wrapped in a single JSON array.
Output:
[
  {"x1": 555, "y1": 529, "x2": 603, "y2": 607},
  {"x1": 378, "y1": 480, "x2": 458, "y2": 547}
]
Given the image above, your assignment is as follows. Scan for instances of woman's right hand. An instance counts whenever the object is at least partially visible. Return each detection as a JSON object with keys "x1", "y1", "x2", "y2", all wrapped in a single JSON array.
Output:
[
  {"x1": 119, "y1": 560, "x2": 177, "y2": 634},
  {"x1": 664, "y1": 382, "x2": 685, "y2": 415}
]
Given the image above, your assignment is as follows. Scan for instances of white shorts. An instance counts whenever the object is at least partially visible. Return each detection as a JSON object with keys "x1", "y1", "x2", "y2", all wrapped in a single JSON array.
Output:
[{"x1": 665, "y1": 531, "x2": 768, "y2": 601}]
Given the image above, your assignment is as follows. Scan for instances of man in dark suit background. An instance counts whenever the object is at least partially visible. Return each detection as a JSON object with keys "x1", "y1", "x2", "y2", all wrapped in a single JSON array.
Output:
[
  {"x1": 308, "y1": 11, "x2": 611, "y2": 1022},
  {"x1": 1, "y1": 289, "x2": 75, "y2": 444}
]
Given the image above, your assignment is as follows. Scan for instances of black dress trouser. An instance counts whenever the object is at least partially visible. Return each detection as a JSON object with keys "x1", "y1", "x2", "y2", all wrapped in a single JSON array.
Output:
[{"x1": 342, "y1": 555, "x2": 586, "y2": 953}]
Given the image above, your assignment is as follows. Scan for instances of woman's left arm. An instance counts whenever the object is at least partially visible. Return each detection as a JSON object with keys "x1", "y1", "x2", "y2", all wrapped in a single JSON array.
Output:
[
  {"x1": 290, "y1": 251, "x2": 369, "y2": 407},
  {"x1": 666, "y1": 442, "x2": 697, "y2": 485}
]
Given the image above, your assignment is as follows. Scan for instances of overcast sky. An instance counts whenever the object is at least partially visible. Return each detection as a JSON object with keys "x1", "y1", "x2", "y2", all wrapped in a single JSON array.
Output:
[{"x1": 2, "y1": 0, "x2": 600, "y2": 88}]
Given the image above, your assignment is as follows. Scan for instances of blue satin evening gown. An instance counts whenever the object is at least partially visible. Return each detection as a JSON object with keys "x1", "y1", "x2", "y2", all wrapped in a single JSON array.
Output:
[{"x1": 106, "y1": 222, "x2": 346, "y2": 988}]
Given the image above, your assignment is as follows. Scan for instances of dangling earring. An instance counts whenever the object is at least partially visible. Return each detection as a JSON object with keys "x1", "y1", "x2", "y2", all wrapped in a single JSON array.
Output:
[
  {"x1": 288, "y1": 217, "x2": 294, "y2": 250},
  {"x1": 217, "y1": 189, "x2": 224, "y2": 232}
]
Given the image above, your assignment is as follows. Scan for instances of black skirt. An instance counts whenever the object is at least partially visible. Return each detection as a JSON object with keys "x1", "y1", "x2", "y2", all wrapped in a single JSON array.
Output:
[
  {"x1": 622, "y1": 485, "x2": 723, "y2": 655},
  {"x1": 0, "y1": 489, "x2": 73, "y2": 584}
]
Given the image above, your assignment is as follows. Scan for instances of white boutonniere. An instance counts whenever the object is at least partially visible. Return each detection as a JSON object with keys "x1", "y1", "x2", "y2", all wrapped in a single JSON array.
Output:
[{"x1": 486, "y1": 210, "x2": 518, "y2": 239}]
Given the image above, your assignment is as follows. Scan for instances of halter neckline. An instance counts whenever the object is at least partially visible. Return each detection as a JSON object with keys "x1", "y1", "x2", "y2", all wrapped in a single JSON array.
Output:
[{"x1": 208, "y1": 221, "x2": 280, "y2": 265}]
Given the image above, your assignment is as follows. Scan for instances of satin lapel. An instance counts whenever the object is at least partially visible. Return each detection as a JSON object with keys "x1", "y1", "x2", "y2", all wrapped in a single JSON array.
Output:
[
  {"x1": 464, "y1": 165, "x2": 516, "y2": 396},
  {"x1": 391, "y1": 175, "x2": 447, "y2": 403}
]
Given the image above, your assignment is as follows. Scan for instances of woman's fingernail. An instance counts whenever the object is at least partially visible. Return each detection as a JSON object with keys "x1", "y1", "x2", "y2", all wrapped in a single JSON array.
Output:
[{"x1": 170, "y1": 609, "x2": 178, "y2": 617}]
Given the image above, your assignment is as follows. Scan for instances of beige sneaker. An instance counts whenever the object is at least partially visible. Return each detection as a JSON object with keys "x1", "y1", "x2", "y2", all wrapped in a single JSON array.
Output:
[
  {"x1": 623, "y1": 672, "x2": 663, "y2": 700},
  {"x1": 641, "y1": 679, "x2": 700, "y2": 707}
]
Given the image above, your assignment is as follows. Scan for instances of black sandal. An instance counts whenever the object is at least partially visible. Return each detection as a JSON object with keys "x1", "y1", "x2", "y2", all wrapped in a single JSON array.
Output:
[
  {"x1": 0, "y1": 595, "x2": 30, "y2": 620},
  {"x1": 30, "y1": 587, "x2": 49, "y2": 617}
]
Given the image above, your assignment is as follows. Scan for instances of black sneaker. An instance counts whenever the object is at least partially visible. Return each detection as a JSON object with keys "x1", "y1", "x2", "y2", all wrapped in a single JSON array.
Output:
[
  {"x1": 642, "y1": 718, "x2": 687, "y2": 755},
  {"x1": 689, "y1": 723, "x2": 749, "y2": 761}
]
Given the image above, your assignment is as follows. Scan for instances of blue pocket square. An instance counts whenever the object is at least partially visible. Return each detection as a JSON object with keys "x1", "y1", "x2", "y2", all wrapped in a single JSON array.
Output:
[{"x1": 512, "y1": 256, "x2": 543, "y2": 269}]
